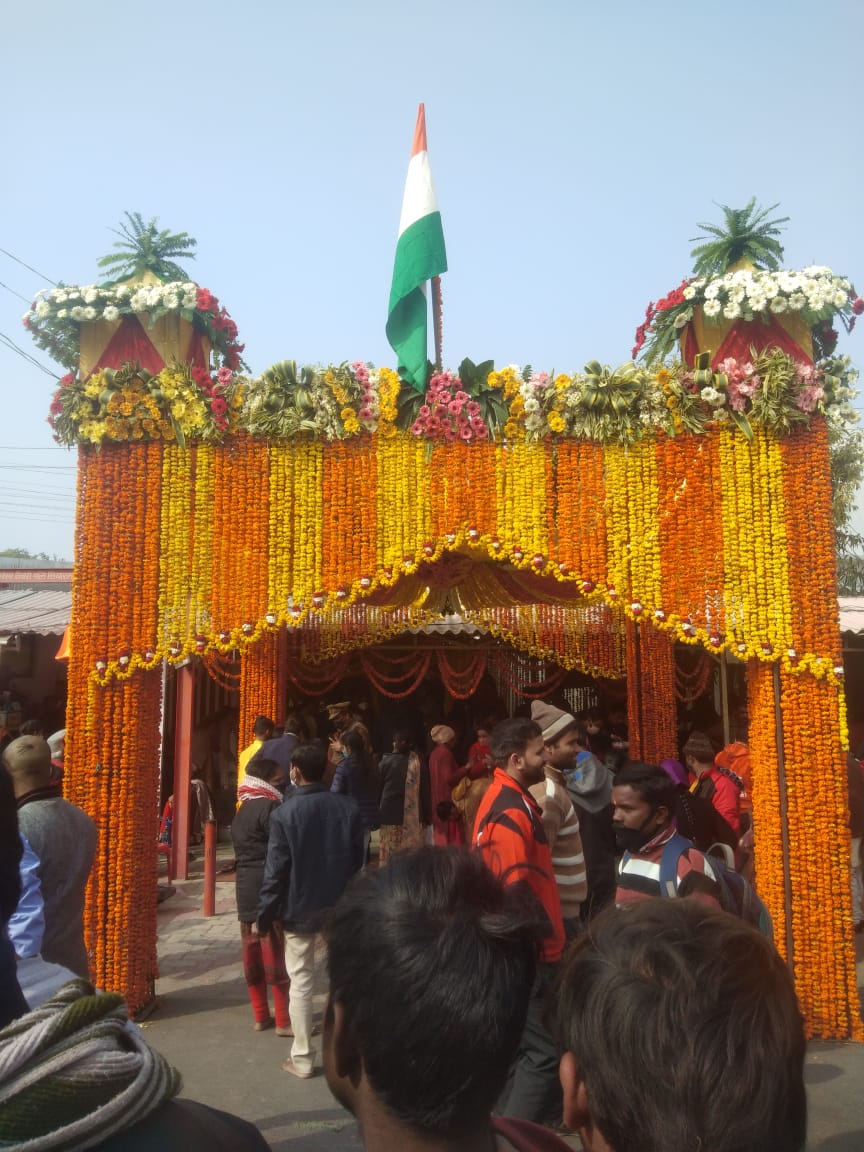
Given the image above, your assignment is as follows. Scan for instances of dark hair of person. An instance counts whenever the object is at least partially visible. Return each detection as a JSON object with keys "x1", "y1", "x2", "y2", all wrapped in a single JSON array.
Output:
[
  {"x1": 489, "y1": 717, "x2": 543, "y2": 769},
  {"x1": 549, "y1": 900, "x2": 806, "y2": 1152},
  {"x1": 326, "y1": 847, "x2": 540, "y2": 1138},
  {"x1": 568, "y1": 720, "x2": 588, "y2": 747},
  {"x1": 284, "y1": 713, "x2": 304, "y2": 737},
  {"x1": 392, "y1": 730, "x2": 412, "y2": 752},
  {"x1": 682, "y1": 730, "x2": 716, "y2": 765},
  {"x1": 253, "y1": 715, "x2": 274, "y2": 739},
  {"x1": 585, "y1": 707, "x2": 605, "y2": 724},
  {"x1": 0, "y1": 764, "x2": 22, "y2": 923},
  {"x1": 614, "y1": 761, "x2": 677, "y2": 816},
  {"x1": 246, "y1": 756, "x2": 282, "y2": 784},
  {"x1": 290, "y1": 740, "x2": 328, "y2": 782},
  {"x1": 19, "y1": 719, "x2": 46, "y2": 738},
  {"x1": 342, "y1": 726, "x2": 378, "y2": 790}
]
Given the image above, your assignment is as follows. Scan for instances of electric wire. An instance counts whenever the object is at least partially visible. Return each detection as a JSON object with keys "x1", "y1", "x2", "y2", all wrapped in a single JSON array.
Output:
[
  {"x1": 0, "y1": 279, "x2": 31, "y2": 304},
  {"x1": 0, "y1": 247, "x2": 56, "y2": 286},
  {"x1": 0, "y1": 330, "x2": 60, "y2": 378}
]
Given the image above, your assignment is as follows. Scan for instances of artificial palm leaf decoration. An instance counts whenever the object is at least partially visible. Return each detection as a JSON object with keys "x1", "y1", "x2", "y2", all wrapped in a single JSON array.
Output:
[
  {"x1": 689, "y1": 198, "x2": 789, "y2": 277},
  {"x1": 97, "y1": 212, "x2": 197, "y2": 283}
]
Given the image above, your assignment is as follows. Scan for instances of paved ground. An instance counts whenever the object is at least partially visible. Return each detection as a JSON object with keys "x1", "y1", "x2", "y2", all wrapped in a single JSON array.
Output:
[{"x1": 141, "y1": 846, "x2": 864, "y2": 1152}]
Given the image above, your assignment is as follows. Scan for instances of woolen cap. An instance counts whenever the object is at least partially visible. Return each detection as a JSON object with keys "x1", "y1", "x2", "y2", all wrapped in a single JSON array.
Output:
[
  {"x1": 430, "y1": 724, "x2": 456, "y2": 744},
  {"x1": 530, "y1": 700, "x2": 576, "y2": 743}
]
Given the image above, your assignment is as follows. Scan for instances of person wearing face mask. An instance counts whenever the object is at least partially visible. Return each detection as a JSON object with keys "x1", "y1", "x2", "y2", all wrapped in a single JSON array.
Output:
[{"x1": 612, "y1": 762, "x2": 720, "y2": 908}]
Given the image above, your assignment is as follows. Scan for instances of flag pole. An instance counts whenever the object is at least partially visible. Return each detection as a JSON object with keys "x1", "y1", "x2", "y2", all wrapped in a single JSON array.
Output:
[{"x1": 431, "y1": 275, "x2": 443, "y2": 370}]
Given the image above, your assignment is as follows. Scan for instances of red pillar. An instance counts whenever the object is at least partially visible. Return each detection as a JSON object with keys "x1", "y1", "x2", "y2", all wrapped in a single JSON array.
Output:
[{"x1": 171, "y1": 662, "x2": 195, "y2": 881}]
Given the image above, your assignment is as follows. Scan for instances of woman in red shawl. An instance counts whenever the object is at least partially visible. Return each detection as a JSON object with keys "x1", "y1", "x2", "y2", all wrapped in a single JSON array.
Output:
[{"x1": 429, "y1": 725, "x2": 465, "y2": 846}]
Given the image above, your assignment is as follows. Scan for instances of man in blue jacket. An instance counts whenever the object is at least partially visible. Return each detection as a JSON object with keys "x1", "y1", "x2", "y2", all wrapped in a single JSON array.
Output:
[{"x1": 258, "y1": 739, "x2": 364, "y2": 1080}]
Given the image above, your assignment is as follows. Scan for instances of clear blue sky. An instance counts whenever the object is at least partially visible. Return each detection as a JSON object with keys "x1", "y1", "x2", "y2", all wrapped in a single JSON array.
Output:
[{"x1": 2, "y1": 0, "x2": 863, "y2": 559}]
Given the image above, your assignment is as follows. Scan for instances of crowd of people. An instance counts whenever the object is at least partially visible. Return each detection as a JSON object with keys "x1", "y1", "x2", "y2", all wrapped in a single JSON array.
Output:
[{"x1": 3, "y1": 691, "x2": 861, "y2": 1149}]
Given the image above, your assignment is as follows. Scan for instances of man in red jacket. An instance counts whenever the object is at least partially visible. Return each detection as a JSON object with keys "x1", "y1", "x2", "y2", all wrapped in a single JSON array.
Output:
[
  {"x1": 473, "y1": 717, "x2": 564, "y2": 1126},
  {"x1": 683, "y1": 731, "x2": 742, "y2": 842}
]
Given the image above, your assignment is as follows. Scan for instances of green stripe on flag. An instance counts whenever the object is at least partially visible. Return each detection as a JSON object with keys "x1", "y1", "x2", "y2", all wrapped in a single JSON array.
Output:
[{"x1": 387, "y1": 211, "x2": 447, "y2": 391}]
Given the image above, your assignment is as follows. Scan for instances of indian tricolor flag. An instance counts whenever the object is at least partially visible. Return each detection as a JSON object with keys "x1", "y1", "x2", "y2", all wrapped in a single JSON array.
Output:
[{"x1": 386, "y1": 104, "x2": 447, "y2": 391}]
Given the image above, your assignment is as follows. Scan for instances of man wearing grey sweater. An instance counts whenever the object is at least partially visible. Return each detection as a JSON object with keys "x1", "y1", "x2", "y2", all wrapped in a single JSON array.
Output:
[{"x1": 5, "y1": 735, "x2": 96, "y2": 978}]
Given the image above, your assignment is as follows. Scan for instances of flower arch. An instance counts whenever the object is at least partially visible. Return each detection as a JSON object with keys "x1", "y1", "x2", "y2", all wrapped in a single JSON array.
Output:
[{"x1": 31, "y1": 269, "x2": 861, "y2": 1038}]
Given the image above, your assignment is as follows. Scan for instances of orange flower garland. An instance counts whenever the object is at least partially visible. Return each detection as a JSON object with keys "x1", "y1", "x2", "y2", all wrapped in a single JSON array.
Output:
[
  {"x1": 624, "y1": 618, "x2": 677, "y2": 763},
  {"x1": 62, "y1": 418, "x2": 862, "y2": 1035},
  {"x1": 65, "y1": 444, "x2": 164, "y2": 1012},
  {"x1": 657, "y1": 433, "x2": 724, "y2": 632},
  {"x1": 745, "y1": 662, "x2": 788, "y2": 951},
  {"x1": 239, "y1": 630, "x2": 282, "y2": 744},
  {"x1": 780, "y1": 422, "x2": 842, "y2": 669}
]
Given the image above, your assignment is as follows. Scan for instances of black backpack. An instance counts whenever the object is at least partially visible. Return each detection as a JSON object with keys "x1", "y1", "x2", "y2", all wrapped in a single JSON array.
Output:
[{"x1": 656, "y1": 832, "x2": 773, "y2": 940}]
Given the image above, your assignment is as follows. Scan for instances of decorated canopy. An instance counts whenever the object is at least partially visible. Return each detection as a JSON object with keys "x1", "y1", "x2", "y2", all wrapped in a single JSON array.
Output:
[{"x1": 25, "y1": 230, "x2": 864, "y2": 1039}]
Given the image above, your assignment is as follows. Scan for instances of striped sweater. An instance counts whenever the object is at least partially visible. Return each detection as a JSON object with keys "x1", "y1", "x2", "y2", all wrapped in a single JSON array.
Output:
[
  {"x1": 616, "y1": 825, "x2": 718, "y2": 907},
  {"x1": 529, "y1": 768, "x2": 587, "y2": 919}
]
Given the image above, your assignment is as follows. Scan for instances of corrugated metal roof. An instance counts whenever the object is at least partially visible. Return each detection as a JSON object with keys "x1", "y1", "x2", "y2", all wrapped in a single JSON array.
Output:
[
  {"x1": 0, "y1": 593, "x2": 858, "y2": 640},
  {"x1": 839, "y1": 597, "x2": 864, "y2": 635},
  {"x1": 0, "y1": 588, "x2": 71, "y2": 635}
]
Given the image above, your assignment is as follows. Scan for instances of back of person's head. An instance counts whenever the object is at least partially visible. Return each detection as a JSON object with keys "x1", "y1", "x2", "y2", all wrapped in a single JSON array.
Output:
[
  {"x1": 290, "y1": 740, "x2": 327, "y2": 782},
  {"x1": 682, "y1": 731, "x2": 715, "y2": 765},
  {"x1": 489, "y1": 717, "x2": 542, "y2": 769},
  {"x1": 391, "y1": 729, "x2": 412, "y2": 753},
  {"x1": 3, "y1": 736, "x2": 52, "y2": 795},
  {"x1": 342, "y1": 727, "x2": 366, "y2": 757},
  {"x1": 614, "y1": 761, "x2": 677, "y2": 815},
  {"x1": 20, "y1": 719, "x2": 46, "y2": 738},
  {"x1": 325, "y1": 847, "x2": 539, "y2": 1139},
  {"x1": 246, "y1": 756, "x2": 282, "y2": 784},
  {"x1": 551, "y1": 900, "x2": 806, "y2": 1152},
  {"x1": 571, "y1": 720, "x2": 588, "y2": 747},
  {"x1": 283, "y1": 713, "x2": 303, "y2": 737},
  {"x1": 253, "y1": 715, "x2": 274, "y2": 739}
]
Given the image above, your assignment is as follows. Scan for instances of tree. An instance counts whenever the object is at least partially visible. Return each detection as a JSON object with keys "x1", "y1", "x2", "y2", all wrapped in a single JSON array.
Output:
[
  {"x1": 0, "y1": 548, "x2": 70, "y2": 563},
  {"x1": 97, "y1": 212, "x2": 197, "y2": 283},
  {"x1": 831, "y1": 423, "x2": 864, "y2": 594},
  {"x1": 689, "y1": 199, "x2": 790, "y2": 278}
]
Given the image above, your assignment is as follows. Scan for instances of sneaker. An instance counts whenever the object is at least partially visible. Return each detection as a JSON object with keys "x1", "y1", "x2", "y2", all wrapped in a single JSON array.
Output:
[
  {"x1": 282, "y1": 1058, "x2": 316, "y2": 1079},
  {"x1": 275, "y1": 1024, "x2": 294, "y2": 1037},
  {"x1": 253, "y1": 1019, "x2": 274, "y2": 1032}
]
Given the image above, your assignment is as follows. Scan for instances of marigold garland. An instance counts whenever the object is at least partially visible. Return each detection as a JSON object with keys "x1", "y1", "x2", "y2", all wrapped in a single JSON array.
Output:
[
  {"x1": 625, "y1": 619, "x2": 677, "y2": 763},
  {"x1": 239, "y1": 630, "x2": 282, "y2": 745},
  {"x1": 61, "y1": 423, "x2": 863, "y2": 1036},
  {"x1": 65, "y1": 443, "x2": 164, "y2": 1012}
]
